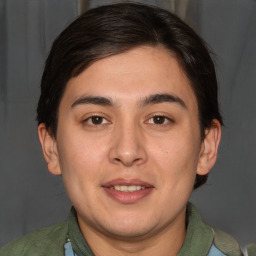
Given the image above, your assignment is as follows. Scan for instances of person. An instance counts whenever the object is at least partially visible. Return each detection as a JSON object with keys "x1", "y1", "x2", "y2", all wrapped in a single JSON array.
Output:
[{"x1": 0, "y1": 2, "x2": 246, "y2": 256}]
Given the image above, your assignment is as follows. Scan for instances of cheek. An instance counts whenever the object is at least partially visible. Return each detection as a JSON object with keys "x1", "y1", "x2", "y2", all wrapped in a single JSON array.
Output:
[
  {"x1": 58, "y1": 126, "x2": 108, "y2": 160},
  {"x1": 56, "y1": 128, "x2": 111, "y2": 187},
  {"x1": 149, "y1": 132, "x2": 200, "y2": 184},
  {"x1": 146, "y1": 134, "x2": 199, "y2": 217},
  {"x1": 56, "y1": 133, "x2": 109, "y2": 208}
]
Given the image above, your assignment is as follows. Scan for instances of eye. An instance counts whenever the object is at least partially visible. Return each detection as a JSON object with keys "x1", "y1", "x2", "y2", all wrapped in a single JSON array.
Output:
[
  {"x1": 84, "y1": 116, "x2": 109, "y2": 125},
  {"x1": 147, "y1": 115, "x2": 173, "y2": 125}
]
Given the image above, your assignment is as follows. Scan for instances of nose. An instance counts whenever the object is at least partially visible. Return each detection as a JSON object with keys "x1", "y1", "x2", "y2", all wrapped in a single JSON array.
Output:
[{"x1": 109, "y1": 123, "x2": 147, "y2": 167}]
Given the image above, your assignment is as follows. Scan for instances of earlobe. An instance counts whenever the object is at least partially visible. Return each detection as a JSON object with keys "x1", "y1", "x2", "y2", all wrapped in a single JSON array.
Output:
[
  {"x1": 38, "y1": 124, "x2": 61, "y2": 175},
  {"x1": 197, "y1": 120, "x2": 222, "y2": 175}
]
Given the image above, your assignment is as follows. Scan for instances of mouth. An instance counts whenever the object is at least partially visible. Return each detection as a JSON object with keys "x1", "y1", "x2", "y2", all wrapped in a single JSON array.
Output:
[
  {"x1": 109, "y1": 185, "x2": 146, "y2": 192},
  {"x1": 102, "y1": 179, "x2": 154, "y2": 204}
]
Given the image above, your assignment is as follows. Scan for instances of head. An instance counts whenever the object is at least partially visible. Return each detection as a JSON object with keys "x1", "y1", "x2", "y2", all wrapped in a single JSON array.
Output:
[
  {"x1": 37, "y1": 2, "x2": 222, "y2": 245},
  {"x1": 37, "y1": 3, "x2": 223, "y2": 189}
]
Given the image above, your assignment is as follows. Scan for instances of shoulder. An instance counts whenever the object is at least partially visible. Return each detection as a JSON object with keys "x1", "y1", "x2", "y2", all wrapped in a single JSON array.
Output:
[
  {"x1": 246, "y1": 244, "x2": 256, "y2": 256},
  {"x1": 212, "y1": 228, "x2": 244, "y2": 256},
  {"x1": 0, "y1": 221, "x2": 68, "y2": 256}
]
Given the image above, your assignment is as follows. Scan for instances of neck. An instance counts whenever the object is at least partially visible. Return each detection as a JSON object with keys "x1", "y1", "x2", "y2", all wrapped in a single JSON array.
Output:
[{"x1": 78, "y1": 209, "x2": 186, "y2": 256}]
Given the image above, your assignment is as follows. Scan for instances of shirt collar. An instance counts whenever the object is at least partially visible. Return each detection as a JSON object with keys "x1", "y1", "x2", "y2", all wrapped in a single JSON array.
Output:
[
  {"x1": 68, "y1": 207, "x2": 94, "y2": 256},
  {"x1": 178, "y1": 202, "x2": 214, "y2": 256}
]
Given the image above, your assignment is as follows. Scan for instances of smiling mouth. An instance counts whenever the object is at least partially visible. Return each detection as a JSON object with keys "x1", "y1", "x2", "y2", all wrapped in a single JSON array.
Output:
[
  {"x1": 102, "y1": 179, "x2": 154, "y2": 203},
  {"x1": 110, "y1": 185, "x2": 146, "y2": 192}
]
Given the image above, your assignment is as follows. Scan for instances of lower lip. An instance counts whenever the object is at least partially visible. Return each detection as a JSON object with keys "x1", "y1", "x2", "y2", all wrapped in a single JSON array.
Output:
[{"x1": 103, "y1": 187, "x2": 154, "y2": 204}]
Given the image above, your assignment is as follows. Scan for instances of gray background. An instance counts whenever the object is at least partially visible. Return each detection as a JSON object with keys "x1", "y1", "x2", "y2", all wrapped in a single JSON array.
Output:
[{"x1": 0, "y1": 0, "x2": 255, "y2": 250}]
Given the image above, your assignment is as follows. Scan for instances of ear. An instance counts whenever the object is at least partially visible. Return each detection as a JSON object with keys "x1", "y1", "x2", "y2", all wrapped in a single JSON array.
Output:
[
  {"x1": 38, "y1": 123, "x2": 61, "y2": 175},
  {"x1": 197, "y1": 119, "x2": 222, "y2": 175}
]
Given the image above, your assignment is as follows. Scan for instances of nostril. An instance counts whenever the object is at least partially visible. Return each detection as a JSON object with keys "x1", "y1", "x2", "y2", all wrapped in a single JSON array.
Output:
[
  {"x1": 113, "y1": 156, "x2": 144, "y2": 167},
  {"x1": 113, "y1": 158, "x2": 121, "y2": 163}
]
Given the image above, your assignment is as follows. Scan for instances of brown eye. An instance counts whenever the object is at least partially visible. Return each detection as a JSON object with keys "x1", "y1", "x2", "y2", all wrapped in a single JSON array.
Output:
[
  {"x1": 85, "y1": 116, "x2": 109, "y2": 125},
  {"x1": 147, "y1": 115, "x2": 172, "y2": 125},
  {"x1": 91, "y1": 116, "x2": 104, "y2": 125},
  {"x1": 153, "y1": 116, "x2": 166, "y2": 124}
]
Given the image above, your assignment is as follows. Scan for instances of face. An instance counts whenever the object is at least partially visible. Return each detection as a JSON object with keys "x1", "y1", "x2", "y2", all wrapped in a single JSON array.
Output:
[{"x1": 39, "y1": 46, "x2": 220, "y2": 241}]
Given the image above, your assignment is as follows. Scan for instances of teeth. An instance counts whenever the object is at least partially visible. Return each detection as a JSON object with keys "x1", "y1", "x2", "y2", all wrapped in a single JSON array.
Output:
[{"x1": 111, "y1": 185, "x2": 146, "y2": 192}]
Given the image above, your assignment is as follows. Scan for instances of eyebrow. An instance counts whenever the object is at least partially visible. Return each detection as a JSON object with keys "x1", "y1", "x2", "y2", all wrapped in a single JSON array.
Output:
[
  {"x1": 71, "y1": 96, "x2": 113, "y2": 108},
  {"x1": 141, "y1": 93, "x2": 187, "y2": 109},
  {"x1": 71, "y1": 93, "x2": 187, "y2": 109}
]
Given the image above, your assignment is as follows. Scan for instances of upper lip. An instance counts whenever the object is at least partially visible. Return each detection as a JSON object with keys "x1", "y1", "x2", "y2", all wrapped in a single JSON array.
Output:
[{"x1": 102, "y1": 178, "x2": 154, "y2": 188}]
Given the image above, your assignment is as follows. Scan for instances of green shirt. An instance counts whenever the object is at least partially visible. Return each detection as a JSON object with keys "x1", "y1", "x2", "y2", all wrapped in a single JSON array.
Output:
[{"x1": 0, "y1": 203, "x2": 243, "y2": 256}]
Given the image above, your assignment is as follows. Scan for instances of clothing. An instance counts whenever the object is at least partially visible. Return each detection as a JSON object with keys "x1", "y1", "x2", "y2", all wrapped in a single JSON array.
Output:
[
  {"x1": 246, "y1": 244, "x2": 256, "y2": 256},
  {"x1": 62, "y1": 239, "x2": 229, "y2": 256},
  {"x1": 63, "y1": 241, "x2": 227, "y2": 256},
  {"x1": 0, "y1": 203, "x2": 244, "y2": 256}
]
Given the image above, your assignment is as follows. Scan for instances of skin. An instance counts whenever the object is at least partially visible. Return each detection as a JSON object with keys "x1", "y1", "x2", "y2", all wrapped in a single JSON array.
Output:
[{"x1": 38, "y1": 46, "x2": 221, "y2": 256}]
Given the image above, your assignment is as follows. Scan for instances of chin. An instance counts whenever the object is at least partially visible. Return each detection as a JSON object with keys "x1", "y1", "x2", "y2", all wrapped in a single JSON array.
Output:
[
  {"x1": 97, "y1": 216, "x2": 158, "y2": 240},
  {"x1": 102, "y1": 226, "x2": 155, "y2": 241}
]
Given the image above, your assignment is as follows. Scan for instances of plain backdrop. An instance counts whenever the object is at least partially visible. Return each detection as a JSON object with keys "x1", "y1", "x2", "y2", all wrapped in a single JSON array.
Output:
[{"x1": 0, "y1": 0, "x2": 255, "y2": 249}]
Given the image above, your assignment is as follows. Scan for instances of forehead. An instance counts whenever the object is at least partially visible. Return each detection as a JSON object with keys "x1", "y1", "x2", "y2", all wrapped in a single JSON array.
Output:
[{"x1": 61, "y1": 46, "x2": 198, "y2": 110}]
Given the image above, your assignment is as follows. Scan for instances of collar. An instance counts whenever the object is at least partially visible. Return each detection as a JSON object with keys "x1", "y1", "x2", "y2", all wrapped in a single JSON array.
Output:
[
  {"x1": 68, "y1": 203, "x2": 214, "y2": 256},
  {"x1": 68, "y1": 207, "x2": 94, "y2": 256},
  {"x1": 177, "y1": 202, "x2": 214, "y2": 256}
]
